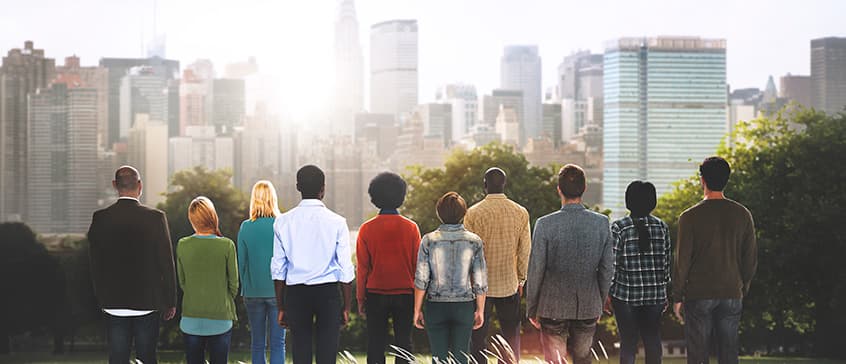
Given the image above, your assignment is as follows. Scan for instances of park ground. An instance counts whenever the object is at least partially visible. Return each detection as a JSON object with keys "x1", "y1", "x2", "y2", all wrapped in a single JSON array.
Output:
[{"x1": 2, "y1": 352, "x2": 845, "y2": 364}]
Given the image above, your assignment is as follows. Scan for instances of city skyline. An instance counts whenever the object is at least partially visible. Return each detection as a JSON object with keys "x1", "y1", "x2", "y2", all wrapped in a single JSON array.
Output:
[{"x1": 2, "y1": 0, "x2": 844, "y2": 119}]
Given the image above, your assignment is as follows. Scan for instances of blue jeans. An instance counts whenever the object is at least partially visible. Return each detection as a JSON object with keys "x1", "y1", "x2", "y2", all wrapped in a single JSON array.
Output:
[
  {"x1": 245, "y1": 297, "x2": 286, "y2": 364},
  {"x1": 538, "y1": 318, "x2": 596, "y2": 364},
  {"x1": 683, "y1": 299, "x2": 742, "y2": 364},
  {"x1": 612, "y1": 299, "x2": 664, "y2": 364},
  {"x1": 184, "y1": 329, "x2": 232, "y2": 364},
  {"x1": 107, "y1": 312, "x2": 159, "y2": 364}
]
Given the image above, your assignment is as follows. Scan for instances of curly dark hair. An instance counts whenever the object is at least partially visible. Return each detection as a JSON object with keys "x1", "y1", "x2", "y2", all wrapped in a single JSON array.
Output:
[{"x1": 368, "y1": 172, "x2": 408, "y2": 209}]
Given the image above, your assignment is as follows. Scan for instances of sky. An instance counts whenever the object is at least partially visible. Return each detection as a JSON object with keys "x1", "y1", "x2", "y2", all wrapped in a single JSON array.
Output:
[{"x1": 2, "y1": 0, "x2": 845, "y2": 116}]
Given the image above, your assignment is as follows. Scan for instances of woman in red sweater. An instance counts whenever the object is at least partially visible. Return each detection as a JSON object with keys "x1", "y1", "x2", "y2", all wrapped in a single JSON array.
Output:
[{"x1": 356, "y1": 172, "x2": 421, "y2": 364}]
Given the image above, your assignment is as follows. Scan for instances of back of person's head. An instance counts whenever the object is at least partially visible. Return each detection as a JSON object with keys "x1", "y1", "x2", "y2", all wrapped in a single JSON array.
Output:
[
  {"x1": 699, "y1": 156, "x2": 731, "y2": 192},
  {"x1": 625, "y1": 181, "x2": 658, "y2": 252},
  {"x1": 436, "y1": 191, "x2": 467, "y2": 225},
  {"x1": 188, "y1": 196, "x2": 222, "y2": 237},
  {"x1": 114, "y1": 165, "x2": 141, "y2": 195},
  {"x1": 368, "y1": 172, "x2": 407, "y2": 210},
  {"x1": 558, "y1": 164, "x2": 586, "y2": 199},
  {"x1": 484, "y1": 167, "x2": 507, "y2": 193},
  {"x1": 296, "y1": 165, "x2": 325, "y2": 198},
  {"x1": 250, "y1": 180, "x2": 281, "y2": 221}
]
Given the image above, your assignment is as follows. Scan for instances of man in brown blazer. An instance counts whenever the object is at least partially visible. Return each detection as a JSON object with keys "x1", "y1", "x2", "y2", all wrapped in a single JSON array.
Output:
[{"x1": 87, "y1": 166, "x2": 177, "y2": 364}]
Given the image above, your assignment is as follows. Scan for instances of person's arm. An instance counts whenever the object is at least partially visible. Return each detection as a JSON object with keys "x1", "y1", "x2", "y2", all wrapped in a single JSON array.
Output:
[
  {"x1": 471, "y1": 239, "x2": 488, "y2": 330},
  {"x1": 274, "y1": 280, "x2": 287, "y2": 327},
  {"x1": 270, "y1": 219, "x2": 289, "y2": 326},
  {"x1": 516, "y1": 211, "x2": 532, "y2": 295},
  {"x1": 740, "y1": 214, "x2": 758, "y2": 296},
  {"x1": 663, "y1": 222, "x2": 672, "y2": 290},
  {"x1": 236, "y1": 222, "x2": 248, "y2": 295},
  {"x1": 413, "y1": 288, "x2": 426, "y2": 329},
  {"x1": 355, "y1": 227, "x2": 370, "y2": 315},
  {"x1": 176, "y1": 243, "x2": 185, "y2": 295},
  {"x1": 413, "y1": 236, "x2": 430, "y2": 329},
  {"x1": 335, "y1": 219, "x2": 355, "y2": 324},
  {"x1": 227, "y1": 239, "x2": 239, "y2": 300},
  {"x1": 86, "y1": 212, "x2": 102, "y2": 299},
  {"x1": 597, "y1": 219, "x2": 614, "y2": 305},
  {"x1": 155, "y1": 212, "x2": 177, "y2": 319},
  {"x1": 526, "y1": 219, "x2": 547, "y2": 323},
  {"x1": 672, "y1": 213, "x2": 693, "y2": 303}
]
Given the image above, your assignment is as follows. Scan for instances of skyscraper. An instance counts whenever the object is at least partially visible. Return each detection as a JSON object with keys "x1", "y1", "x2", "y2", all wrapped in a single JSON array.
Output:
[
  {"x1": 179, "y1": 69, "x2": 210, "y2": 135},
  {"x1": 779, "y1": 73, "x2": 811, "y2": 107},
  {"x1": 416, "y1": 103, "x2": 453, "y2": 147},
  {"x1": 168, "y1": 126, "x2": 233, "y2": 176},
  {"x1": 480, "y1": 89, "x2": 523, "y2": 127},
  {"x1": 370, "y1": 20, "x2": 418, "y2": 119},
  {"x1": 500, "y1": 45, "x2": 542, "y2": 143},
  {"x1": 603, "y1": 36, "x2": 727, "y2": 216},
  {"x1": 119, "y1": 66, "x2": 175, "y2": 138},
  {"x1": 436, "y1": 84, "x2": 478, "y2": 143},
  {"x1": 27, "y1": 83, "x2": 98, "y2": 233},
  {"x1": 127, "y1": 114, "x2": 168, "y2": 206},
  {"x1": 334, "y1": 0, "x2": 364, "y2": 135},
  {"x1": 55, "y1": 56, "x2": 109, "y2": 150},
  {"x1": 211, "y1": 78, "x2": 246, "y2": 132},
  {"x1": 0, "y1": 41, "x2": 55, "y2": 222},
  {"x1": 557, "y1": 51, "x2": 604, "y2": 144},
  {"x1": 811, "y1": 37, "x2": 846, "y2": 114},
  {"x1": 100, "y1": 57, "x2": 179, "y2": 145}
]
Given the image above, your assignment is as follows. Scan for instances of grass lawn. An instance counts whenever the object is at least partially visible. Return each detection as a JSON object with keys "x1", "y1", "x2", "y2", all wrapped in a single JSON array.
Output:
[{"x1": 2, "y1": 351, "x2": 844, "y2": 364}]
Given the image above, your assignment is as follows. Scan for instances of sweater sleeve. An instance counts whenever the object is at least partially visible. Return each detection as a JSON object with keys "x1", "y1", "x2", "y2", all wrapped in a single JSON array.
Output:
[
  {"x1": 355, "y1": 226, "x2": 370, "y2": 303},
  {"x1": 236, "y1": 222, "x2": 248, "y2": 295},
  {"x1": 740, "y1": 214, "x2": 758, "y2": 296},
  {"x1": 672, "y1": 212, "x2": 694, "y2": 302},
  {"x1": 227, "y1": 239, "x2": 239, "y2": 299},
  {"x1": 526, "y1": 219, "x2": 547, "y2": 318}
]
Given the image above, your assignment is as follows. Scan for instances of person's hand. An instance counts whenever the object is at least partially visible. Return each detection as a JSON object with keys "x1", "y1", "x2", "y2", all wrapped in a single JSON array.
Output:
[
  {"x1": 663, "y1": 301, "x2": 669, "y2": 314},
  {"x1": 673, "y1": 303, "x2": 684, "y2": 324},
  {"x1": 603, "y1": 296, "x2": 613, "y2": 316},
  {"x1": 357, "y1": 301, "x2": 366, "y2": 318},
  {"x1": 473, "y1": 310, "x2": 484, "y2": 330},
  {"x1": 342, "y1": 308, "x2": 350, "y2": 326},
  {"x1": 163, "y1": 307, "x2": 176, "y2": 321},
  {"x1": 529, "y1": 316, "x2": 541, "y2": 330},
  {"x1": 413, "y1": 310, "x2": 425, "y2": 329},
  {"x1": 518, "y1": 285, "x2": 524, "y2": 298},
  {"x1": 277, "y1": 309, "x2": 287, "y2": 328}
]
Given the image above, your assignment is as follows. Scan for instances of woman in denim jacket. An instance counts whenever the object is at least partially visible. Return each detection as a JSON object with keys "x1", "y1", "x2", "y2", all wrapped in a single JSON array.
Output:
[{"x1": 413, "y1": 191, "x2": 488, "y2": 364}]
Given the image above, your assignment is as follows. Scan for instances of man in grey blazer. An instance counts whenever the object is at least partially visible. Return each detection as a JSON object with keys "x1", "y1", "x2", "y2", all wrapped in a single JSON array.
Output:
[{"x1": 526, "y1": 164, "x2": 613, "y2": 364}]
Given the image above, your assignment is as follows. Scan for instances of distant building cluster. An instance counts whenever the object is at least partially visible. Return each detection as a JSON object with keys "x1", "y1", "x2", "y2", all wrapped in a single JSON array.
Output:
[{"x1": 1, "y1": 2, "x2": 844, "y2": 232}]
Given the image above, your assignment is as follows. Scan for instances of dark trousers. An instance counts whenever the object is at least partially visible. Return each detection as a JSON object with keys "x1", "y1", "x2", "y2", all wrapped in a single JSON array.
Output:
[
  {"x1": 286, "y1": 283, "x2": 342, "y2": 364},
  {"x1": 107, "y1": 312, "x2": 159, "y2": 364},
  {"x1": 425, "y1": 301, "x2": 476, "y2": 364},
  {"x1": 183, "y1": 330, "x2": 232, "y2": 364},
  {"x1": 471, "y1": 293, "x2": 521, "y2": 364},
  {"x1": 539, "y1": 318, "x2": 596, "y2": 364},
  {"x1": 684, "y1": 299, "x2": 742, "y2": 364},
  {"x1": 365, "y1": 292, "x2": 413, "y2": 364},
  {"x1": 612, "y1": 299, "x2": 664, "y2": 364}
]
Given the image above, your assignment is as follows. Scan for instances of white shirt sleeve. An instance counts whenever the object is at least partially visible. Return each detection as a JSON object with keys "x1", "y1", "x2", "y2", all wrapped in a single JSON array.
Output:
[
  {"x1": 335, "y1": 218, "x2": 355, "y2": 283},
  {"x1": 270, "y1": 217, "x2": 288, "y2": 281}
]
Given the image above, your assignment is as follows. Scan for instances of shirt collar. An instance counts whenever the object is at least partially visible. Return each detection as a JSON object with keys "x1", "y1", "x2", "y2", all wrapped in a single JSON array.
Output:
[
  {"x1": 118, "y1": 196, "x2": 140, "y2": 202},
  {"x1": 561, "y1": 203, "x2": 586, "y2": 211},
  {"x1": 438, "y1": 223, "x2": 465, "y2": 232},
  {"x1": 485, "y1": 193, "x2": 508, "y2": 200},
  {"x1": 298, "y1": 199, "x2": 326, "y2": 208},
  {"x1": 379, "y1": 209, "x2": 399, "y2": 215}
]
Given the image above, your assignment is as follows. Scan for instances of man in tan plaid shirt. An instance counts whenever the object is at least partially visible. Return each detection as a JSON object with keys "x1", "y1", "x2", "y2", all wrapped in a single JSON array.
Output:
[{"x1": 465, "y1": 167, "x2": 531, "y2": 364}]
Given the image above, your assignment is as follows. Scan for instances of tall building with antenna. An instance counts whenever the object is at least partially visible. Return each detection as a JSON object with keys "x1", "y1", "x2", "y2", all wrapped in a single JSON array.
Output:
[{"x1": 333, "y1": 0, "x2": 364, "y2": 135}]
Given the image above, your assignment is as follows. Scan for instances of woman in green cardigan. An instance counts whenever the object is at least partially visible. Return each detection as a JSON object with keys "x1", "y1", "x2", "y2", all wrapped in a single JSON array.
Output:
[{"x1": 177, "y1": 196, "x2": 238, "y2": 364}]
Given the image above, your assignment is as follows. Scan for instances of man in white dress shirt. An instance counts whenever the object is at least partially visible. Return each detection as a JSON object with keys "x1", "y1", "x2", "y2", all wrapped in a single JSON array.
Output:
[{"x1": 271, "y1": 165, "x2": 355, "y2": 364}]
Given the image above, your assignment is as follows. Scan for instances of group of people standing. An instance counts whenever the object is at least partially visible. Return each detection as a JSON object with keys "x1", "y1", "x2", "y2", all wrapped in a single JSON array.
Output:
[{"x1": 87, "y1": 155, "x2": 756, "y2": 364}]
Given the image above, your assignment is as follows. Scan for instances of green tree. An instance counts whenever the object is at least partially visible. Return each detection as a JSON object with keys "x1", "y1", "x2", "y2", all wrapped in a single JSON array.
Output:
[
  {"x1": 654, "y1": 108, "x2": 846, "y2": 357},
  {"x1": 156, "y1": 167, "x2": 250, "y2": 348},
  {"x1": 402, "y1": 143, "x2": 561, "y2": 234}
]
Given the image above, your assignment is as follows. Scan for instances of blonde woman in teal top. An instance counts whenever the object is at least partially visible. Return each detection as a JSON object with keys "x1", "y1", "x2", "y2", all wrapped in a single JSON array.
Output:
[
  {"x1": 177, "y1": 196, "x2": 238, "y2": 364},
  {"x1": 238, "y1": 180, "x2": 285, "y2": 364}
]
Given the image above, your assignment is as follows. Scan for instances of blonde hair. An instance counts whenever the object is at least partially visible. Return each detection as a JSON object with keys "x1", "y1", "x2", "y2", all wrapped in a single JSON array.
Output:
[
  {"x1": 188, "y1": 196, "x2": 222, "y2": 237},
  {"x1": 249, "y1": 180, "x2": 281, "y2": 221}
]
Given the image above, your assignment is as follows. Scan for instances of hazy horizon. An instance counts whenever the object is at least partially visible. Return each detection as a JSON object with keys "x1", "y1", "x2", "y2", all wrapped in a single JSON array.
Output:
[{"x1": 2, "y1": 0, "x2": 845, "y2": 117}]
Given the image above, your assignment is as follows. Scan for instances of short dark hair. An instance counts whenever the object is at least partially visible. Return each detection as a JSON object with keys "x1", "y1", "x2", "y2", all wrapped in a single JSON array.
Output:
[
  {"x1": 625, "y1": 181, "x2": 657, "y2": 217},
  {"x1": 558, "y1": 164, "x2": 586, "y2": 198},
  {"x1": 368, "y1": 172, "x2": 407, "y2": 209},
  {"x1": 484, "y1": 167, "x2": 506, "y2": 193},
  {"x1": 436, "y1": 191, "x2": 467, "y2": 225},
  {"x1": 114, "y1": 166, "x2": 141, "y2": 192},
  {"x1": 296, "y1": 165, "x2": 325, "y2": 197},
  {"x1": 699, "y1": 156, "x2": 731, "y2": 192}
]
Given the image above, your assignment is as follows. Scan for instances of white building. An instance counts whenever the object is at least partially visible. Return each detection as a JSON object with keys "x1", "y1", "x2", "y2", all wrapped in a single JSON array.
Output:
[
  {"x1": 333, "y1": 0, "x2": 365, "y2": 135},
  {"x1": 370, "y1": 20, "x2": 418, "y2": 119},
  {"x1": 127, "y1": 114, "x2": 169, "y2": 206},
  {"x1": 120, "y1": 66, "x2": 173, "y2": 139},
  {"x1": 501, "y1": 45, "x2": 542, "y2": 142},
  {"x1": 436, "y1": 84, "x2": 478, "y2": 143},
  {"x1": 168, "y1": 126, "x2": 234, "y2": 177},
  {"x1": 495, "y1": 106, "x2": 520, "y2": 147}
]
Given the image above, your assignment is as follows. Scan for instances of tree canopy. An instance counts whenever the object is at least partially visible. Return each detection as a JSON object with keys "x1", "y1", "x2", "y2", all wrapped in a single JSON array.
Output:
[{"x1": 654, "y1": 108, "x2": 846, "y2": 357}]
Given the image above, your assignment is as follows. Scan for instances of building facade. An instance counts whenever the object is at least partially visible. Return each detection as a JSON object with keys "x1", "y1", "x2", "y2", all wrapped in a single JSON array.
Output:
[
  {"x1": 119, "y1": 66, "x2": 177, "y2": 140},
  {"x1": 370, "y1": 20, "x2": 418, "y2": 119},
  {"x1": 168, "y1": 126, "x2": 234, "y2": 177},
  {"x1": 500, "y1": 45, "x2": 542, "y2": 142},
  {"x1": 127, "y1": 114, "x2": 169, "y2": 206},
  {"x1": 55, "y1": 55, "x2": 109, "y2": 150},
  {"x1": 211, "y1": 78, "x2": 246, "y2": 132},
  {"x1": 333, "y1": 0, "x2": 365, "y2": 135},
  {"x1": 811, "y1": 37, "x2": 846, "y2": 114},
  {"x1": 779, "y1": 73, "x2": 811, "y2": 107},
  {"x1": 436, "y1": 84, "x2": 478, "y2": 143},
  {"x1": 603, "y1": 36, "x2": 727, "y2": 216}
]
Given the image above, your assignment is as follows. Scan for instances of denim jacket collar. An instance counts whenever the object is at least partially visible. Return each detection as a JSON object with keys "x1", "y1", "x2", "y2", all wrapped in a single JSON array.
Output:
[{"x1": 438, "y1": 223, "x2": 465, "y2": 232}]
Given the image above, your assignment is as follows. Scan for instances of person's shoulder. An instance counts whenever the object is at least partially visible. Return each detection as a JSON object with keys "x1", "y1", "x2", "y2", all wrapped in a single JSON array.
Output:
[
  {"x1": 177, "y1": 235, "x2": 194, "y2": 246},
  {"x1": 535, "y1": 210, "x2": 563, "y2": 228},
  {"x1": 612, "y1": 216, "x2": 633, "y2": 230},
  {"x1": 398, "y1": 215, "x2": 420, "y2": 230},
  {"x1": 680, "y1": 200, "x2": 706, "y2": 219},
  {"x1": 323, "y1": 207, "x2": 348, "y2": 226},
  {"x1": 505, "y1": 198, "x2": 529, "y2": 213},
  {"x1": 463, "y1": 230, "x2": 483, "y2": 244},
  {"x1": 647, "y1": 215, "x2": 669, "y2": 229},
  {"x1": 725, "y1": 199, "x2": 753, "y2": 215}
]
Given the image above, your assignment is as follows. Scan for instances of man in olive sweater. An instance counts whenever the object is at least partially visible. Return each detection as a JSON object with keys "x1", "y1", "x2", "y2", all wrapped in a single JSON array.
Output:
[{"x1": 672, "y1": 157, "x2": 758, "y2": 364}]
